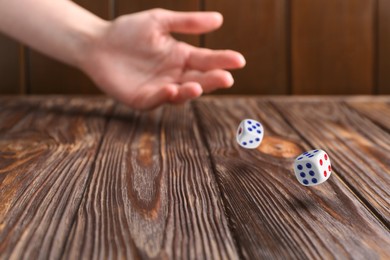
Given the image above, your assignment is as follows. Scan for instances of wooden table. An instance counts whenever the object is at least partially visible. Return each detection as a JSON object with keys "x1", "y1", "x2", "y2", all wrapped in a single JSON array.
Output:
[{"x1": 0, "y1": 96, "x2": 389, "y2": 259}]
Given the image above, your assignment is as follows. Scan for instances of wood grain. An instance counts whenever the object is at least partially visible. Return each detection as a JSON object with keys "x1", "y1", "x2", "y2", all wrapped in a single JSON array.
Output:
[
  {"x1": 29, "y1": 0, "x2": 112, "y2": 95},
  {"x1": 116, "y1": 0, "x2": 200, "y2": 46},
  {"x1": 0, "y1": 97, "x2": 113, "y2": 259},
  {"x1": 204, "y1": 0, "x2": 289, "y2": 95},
  {"x1": 346, "y1": 99, "x2": 390, "y2": 131},
  {"x1": 291, "y1": 0, "x2": 375, "y2": 94},
  {"x1": 194, "y1": 97, "x2": 390, "y2": 259},
  {"x1": 272, "y1": 99, "x2": 390, "y2": 227},
  {"x1": 0, "y1": 96, "x2": 389, "y2": 258},
  {"x1": 378, "y1": 0, "x2": 390, "y2": 94},
  {"x1": 0, "y1": 35, "x2": 22, "y2": 94},
  {"x1": 63, "y1": 103, "x2": 239, "y2": 259}
]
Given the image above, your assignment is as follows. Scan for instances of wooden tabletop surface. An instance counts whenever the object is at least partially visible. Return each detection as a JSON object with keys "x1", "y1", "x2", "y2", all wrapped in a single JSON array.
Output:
[{"x1": 0, "y1": 96, "x2": 389, "y2": 259}]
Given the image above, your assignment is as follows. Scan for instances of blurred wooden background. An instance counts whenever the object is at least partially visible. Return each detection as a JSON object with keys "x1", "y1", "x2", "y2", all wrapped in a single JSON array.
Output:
[{"x1": 0, "y1": 0, "x2": 389, "y2": 95}]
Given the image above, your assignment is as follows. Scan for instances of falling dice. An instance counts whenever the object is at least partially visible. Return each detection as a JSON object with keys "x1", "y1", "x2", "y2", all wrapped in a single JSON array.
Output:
[
  {"x1": 236, "y1": 119, "x2": 264, "y2": 149},
  {"x1": 293, "y1": 149, "x2": 332, "y2": 186}
]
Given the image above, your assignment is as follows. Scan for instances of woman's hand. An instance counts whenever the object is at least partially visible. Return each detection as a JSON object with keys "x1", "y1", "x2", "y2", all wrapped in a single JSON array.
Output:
[{"x1": 81, "y1": 9, "x2": 246, "y2": 110}]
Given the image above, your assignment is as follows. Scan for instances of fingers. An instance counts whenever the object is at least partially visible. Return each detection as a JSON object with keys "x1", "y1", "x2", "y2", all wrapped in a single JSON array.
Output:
[
  {"x1": 131, "y1": 84, "x2": 178, "y2": 110},
  {"x1": 169, "y1": 70, "x2": 233, "y2": 104},
  {"x1": 170, "y1": 82, "x2": 203, "y2": 104},
  {"x1": 181, "y1": 69, "x2": 234, "y2": 93},
  {"x1": 186, "y1": 46, "x2": 246, "y2": 71},
  {"x1": 129, "y1": 82, "x2": 203, "y2": 109},
  {"x1": 152, "y1": 9, "x2": 223, "y2": 34}
]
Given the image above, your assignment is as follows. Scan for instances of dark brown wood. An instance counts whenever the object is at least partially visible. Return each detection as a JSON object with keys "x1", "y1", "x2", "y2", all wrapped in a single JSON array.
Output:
[
  {"x1": 204, "y1": 0, "x2": 289, "y2": 95},
  {"x1": 0, "y1": 96, "x2": 389, "y2": 259},
  {"x1": 0, "y1": 35, "x2": 22, "y2": 94},
  {"x1": 76, "y1": 0, "x2": 113, "y2": 19},
  {"x1": 0, "y1": 97, "x2": 114, "y2": 259},
  {"x1": 291, "y1": 0, "x2": 375, "y2": 95},
  {"x1": 29, "y1": 55, "x2": 100, "y2": 95},
  {"x1": 347, "y1": 98, "x2": 390, "y2": 131},
  {"x1": 378, "y1": 0, "x2": 390, "y2": 94},
  {"x1": 2, "y1": 0, "x2": 390, "y2": 95},
  {"x1": 194, "y1": 97, "x2": 390, "y2": 259},
  {"x1": 116, "y1": 0, "x2": 200, "y2": 46},
  {"x1": 272, "y1": 99, "x2": 390, "y2": 227},
  {"x1": 116, "y1": 0, "x2": 200, "y2": 17},
  {"x1": 62, "y1": 103, "x2": 239, "y2": 259},
  {"x1": 29, "y1": 0, "x2": 112, "y2": 95}
]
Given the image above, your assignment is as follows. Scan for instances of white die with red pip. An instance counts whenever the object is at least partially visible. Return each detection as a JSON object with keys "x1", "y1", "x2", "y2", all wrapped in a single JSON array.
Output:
[
  {"x1": 293, "y1": 149, "x2": 332, "y2": 186},
  {"x1": 236, "y1": 119, "x2": 264, "y2": 149}
]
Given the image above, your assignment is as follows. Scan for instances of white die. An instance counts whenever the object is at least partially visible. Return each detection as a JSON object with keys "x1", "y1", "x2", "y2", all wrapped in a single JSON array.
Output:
[
  {"x1": 236, "y1": 119, "x2": 264, "y2": 149},
  {"x1": 293, "y1": 149, "x2": 332, "y2": 186}
]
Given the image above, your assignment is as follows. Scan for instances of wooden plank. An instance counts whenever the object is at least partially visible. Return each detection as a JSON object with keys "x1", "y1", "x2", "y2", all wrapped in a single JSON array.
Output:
[
  {"x1": 204, "y1": 0, "x2": 288, "y2": 95},
  {"x1": 116, "y1": 0, "x2": 200, "y2": 45},
  {"x1": 76, "y1": 0, "x2": 113, "y2": 18},
  {"x1": 378, "y1": 0, "x2": 390, "y2": 94},
  {"x1": 194, "y1": 97, "x2": 390, "y2": 259},
  {"x1": 292, "y1": 0, "x2": 375, "y2": 94},
  {"x1": 0, "y1": 97, "x2": 113, "y2": 259},
  {"x1": 273, "y1": 99, "x2": 390, "y2": 227},
  {"x1": 346, "y1": 100, "x2": 390, "y2": 131},
  {"x1": 0, "y1": 35, "x2": 22, "y2": 94},
  {"x1": 29, "y1": 54, "x2": 100, "y2": 94},
  {"x1": 63, "y1": 103, "x2": 239, "y2": 259},
  {"x1": 116, "y1": 0, "x2": 199, "y2": 17},
  {"x1": 29, "y1": 0, "x2": 111, "y2": 95}
]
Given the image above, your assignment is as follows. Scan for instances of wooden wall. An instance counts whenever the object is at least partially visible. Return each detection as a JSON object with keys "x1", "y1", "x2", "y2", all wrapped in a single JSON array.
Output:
[{"x1": 0, "y1": 0, "x2": 389, "y2": 95}]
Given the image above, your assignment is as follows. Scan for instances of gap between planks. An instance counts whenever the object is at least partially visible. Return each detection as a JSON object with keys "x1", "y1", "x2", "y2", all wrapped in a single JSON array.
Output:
[
  {"x1": 191, "y1": 102, "x2": 246, "y2": 260},
  {"x1": 57, "y1": 102, "x2": 117, "y2": 259}
]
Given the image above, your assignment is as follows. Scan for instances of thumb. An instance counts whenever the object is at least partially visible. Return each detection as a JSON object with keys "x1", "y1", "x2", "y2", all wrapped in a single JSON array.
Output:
[{"x1": 153, "y1": 9, "x2": 223, "y2": 34}]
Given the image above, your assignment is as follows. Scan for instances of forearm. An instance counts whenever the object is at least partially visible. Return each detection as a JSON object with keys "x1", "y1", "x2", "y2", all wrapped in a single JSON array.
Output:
[{"x1": 0, "y1": 0, "x2": 108, "y2": 68}]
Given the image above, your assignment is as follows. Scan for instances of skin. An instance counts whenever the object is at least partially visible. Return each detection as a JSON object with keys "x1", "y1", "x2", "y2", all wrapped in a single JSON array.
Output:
[{"x1": 0, "y1": 0, "x2": 245, "y2": 110}]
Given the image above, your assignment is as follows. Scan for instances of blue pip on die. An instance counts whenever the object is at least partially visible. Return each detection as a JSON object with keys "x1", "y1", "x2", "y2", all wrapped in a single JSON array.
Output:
[
  {"x1": 236, "y1": 119, "x2": 264, "y2": 149},
  {"x1": 293, "y1": 149, "x2": 332, "y2": 186}
]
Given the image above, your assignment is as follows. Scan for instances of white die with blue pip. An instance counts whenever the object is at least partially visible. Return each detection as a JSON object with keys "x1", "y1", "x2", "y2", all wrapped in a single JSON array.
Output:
[
  {"x1": 236, "y1": 119, "x2": 264, "y2": 149},
  {"x1": 293, "y1": 149, "x2": 332, "y2": 186}
]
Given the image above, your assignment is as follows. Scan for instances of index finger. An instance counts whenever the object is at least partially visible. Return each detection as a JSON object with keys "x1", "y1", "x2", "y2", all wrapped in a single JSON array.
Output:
[{"x1": 153, "y1": 9, "x2": 223, "y2": 34}]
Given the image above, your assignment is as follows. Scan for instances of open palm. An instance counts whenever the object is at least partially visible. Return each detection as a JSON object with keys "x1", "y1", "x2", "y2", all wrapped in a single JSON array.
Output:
[{"x1": 82, "y1": 9, "x2": 245, "y2": 110}]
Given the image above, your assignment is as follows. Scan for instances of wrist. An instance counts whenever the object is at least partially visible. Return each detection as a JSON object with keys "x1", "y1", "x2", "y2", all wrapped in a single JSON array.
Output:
[{"x1": 72, "y1": 16, "x2": 110, "y2": 71}]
